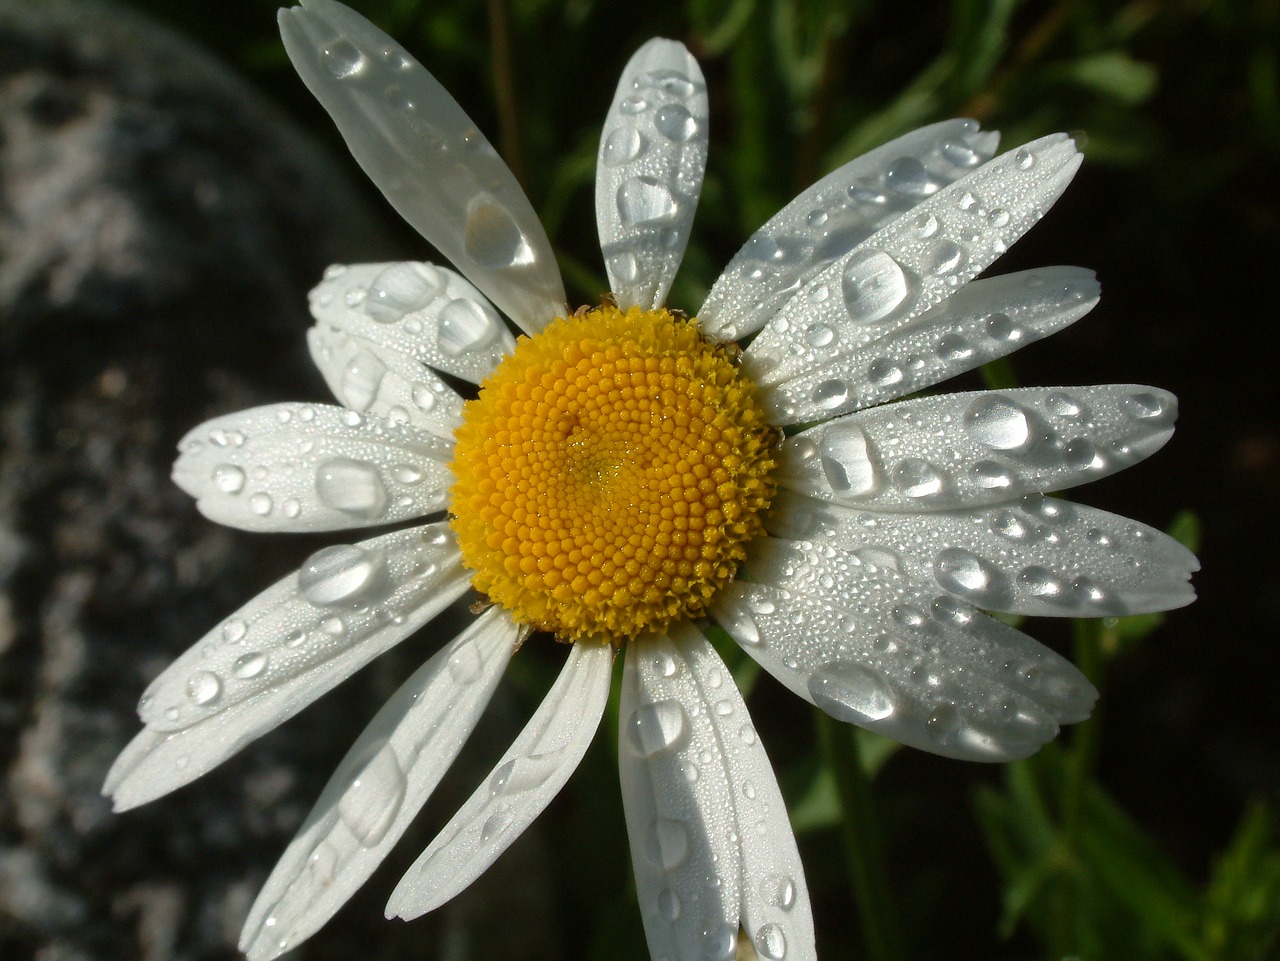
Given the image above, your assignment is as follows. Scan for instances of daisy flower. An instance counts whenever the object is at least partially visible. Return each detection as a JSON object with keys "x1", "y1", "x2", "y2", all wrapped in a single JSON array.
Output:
[{"x1": 104, "y1": 2, "x2": 1198, "y2": 960}]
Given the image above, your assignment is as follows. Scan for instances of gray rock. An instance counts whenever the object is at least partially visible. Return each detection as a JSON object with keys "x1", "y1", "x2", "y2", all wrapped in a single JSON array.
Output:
[{"x1": 0, "y1": 2, "x2": 561, "y2": 959}]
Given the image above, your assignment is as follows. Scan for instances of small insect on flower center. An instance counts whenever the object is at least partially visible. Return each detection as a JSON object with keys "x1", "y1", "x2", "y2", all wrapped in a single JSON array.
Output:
[{"x1": 449, "y1": 304, "x2": 777, "y2": 642}]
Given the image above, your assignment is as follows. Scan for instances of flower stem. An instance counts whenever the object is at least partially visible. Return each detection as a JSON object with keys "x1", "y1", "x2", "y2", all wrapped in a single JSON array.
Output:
[{"x1": 816, "y1": 712, "x2": 909, "y2": 961}]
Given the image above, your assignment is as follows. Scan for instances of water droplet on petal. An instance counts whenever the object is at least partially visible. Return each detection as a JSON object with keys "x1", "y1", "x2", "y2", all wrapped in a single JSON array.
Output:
[
  {"x1": 365, "y1": 263, "x2": 443, "y2": 322},
  {"x1": 818, "y1": 422, "x2": 881, "y2": 496},
  {"x1": 187, "y1": 670, "x2": 222, "y2": 706},
  {"x1": 654, "y1": 103, "x2": 698, "y2": 142},
  {"x1": 233, "y1": 651, "x2": 268, "y2": 679},
  {"x1": 340, "y1": 352, "x2": 387, "y2": 411},
  {"x1": 657, "y1": 888, "x2": 682, "y2": 921},
  {"x1": 249, "y1": 492, "x2": 273, "y2": 516},
  {"x1": 316, "y1": 458, "x2": 389, "y2": 520},
  {"x1": 812, "y1": 379, "x2": 849, "y2": 410},
  {"x1": 438, "y1": 299, "x2": 501, "y2": 357},
  {"x1": 646, "y1": 817, "x2": 691, "y2": 869},
  {"x1": 627, "y1": 700, "x2": 687, "y2": 757},
  {"x1": 884, "y1": 156, "x2": 936, "y2": 196},
  {"x1": 464, "y1": 195, "x2": 535, "y2": 268},
  {"x1": 323, "y1": 40, "x2": 365, "y2": 79},
  {"x1": 841, "y1": 250, "x2": 909, "y2": 324},
  {"x1": 701, "y1": 922, "x2": 738, "y2": 961},
  {"x1": 447, "y1": 641, "x2": 485, "y2": 684},
  {"x1": 926, "y1": 239, "x2": 965, "y2": 276},
  {"x1": 761, "y1": 873, "x2": 797, "y2": 910},
  {"x1": 338, "y1": 742, "x2": 406, "y2": 847},
  {"x1": 1018, "y1": 566, "x2": 1063, "y2": 598},
  {"x1": 212, "y1": 464, "x2": 245, "y2": 494},
  {"x1": 298, "y1": 544, "x2": 389, "y2": 606},
  {"x1": 808, "y1": 662, "x2": 895, "y2": 721},
  {"x1": 490, "y1": 751, "x2": 562, "y2": 796},
  {"x1": 602, "y1": 125, "x2": 646, "y2": 166},
  {"x1": 1123, "y1": 391, "x2": 1169, "y2": 421},
  {"x1": 966, "y1": 395, "x2": 1033, "y2": 450},
  {"x1": 892, "y1": 458, "x2": 946, "y2": 499},
  {"x1": 756, "y1": 923, "x2": 787, "y2": 960},
  {"x1": 617, "y1": 178, "x2": 678, "y2": 227}
]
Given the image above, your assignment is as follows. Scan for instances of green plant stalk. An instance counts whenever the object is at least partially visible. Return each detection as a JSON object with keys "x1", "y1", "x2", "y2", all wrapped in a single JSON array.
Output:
[{"x1": 816, "y1": 711, "x2": 909, "y2": 961}]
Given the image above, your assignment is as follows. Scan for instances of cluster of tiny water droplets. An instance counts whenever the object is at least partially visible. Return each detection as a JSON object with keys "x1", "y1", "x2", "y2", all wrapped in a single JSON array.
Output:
[
  {"x1": 173, "y1": 401, "x2": 452, "y2": 532},
  {"x1": 621, "y1": 630, "x2": 812, "y2": 961},
  {"x1": 765, "y1": 490, "x2": 1197, "y2": 619},
  {"x1": 776, "y1": 385, "x2": 1177, "y2": 513},
  {"x1": 308, "y1": 261, "x2": 514, "y2": 386},
  {"x1": 712, "y1": 538, "x2": 1096, "y2": 761},
  {"x1": 283, "y1": 3, "x2": 564, "y2": 329},
  {"x1": 760, "y1": 266, "x2": 1100, "y2": 425},
  {"x1": 240, "y1": 609, "x2": 518, "y2": 959},
  {"x1": 135, "y1": 525, "x2": 464, "y2": 740},
  {"x1": 742, "y1": 135, "x2": 1082, "y2": 405},
  {"x1": 698, "y1": 119, "x2": 1000, "y2": 342},
  {"x1": 596, "y1": 43, "x2": 709, "y2": 309}
]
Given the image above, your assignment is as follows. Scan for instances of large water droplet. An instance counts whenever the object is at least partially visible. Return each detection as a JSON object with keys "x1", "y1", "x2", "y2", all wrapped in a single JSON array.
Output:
[
  {"x1": 316, "y1": 458, "x2": 389, "y2": 520},
  {"x1": 438, "y1": 299, "x2": 501, "y2": 357},
  {"x1": 187, "y1": 670, "x2": 222, "y2": 706},
  {"x1": 761, "y1": 874, "x2": 797, "y2": 910},
  {"x1": 657, "y1": 888, "x2": 682, "y2": 921},
  {"x1": 464, "y1": 195, "x2": 535, "y2": 268},
  {"x1": 249, "y1": 492, "x2": 273, "y2": 516},
  {"x1": 700, "y1": 922, "x2": 738, "y2": 961},
  {"x1": 233, "y1": 651, "x2": 268, "y2": 679},
  {"x1": 602, "y1": 125, "x2": 646, "y2": 166},
  {"x1": 966, "y1": 395, "x2": 1034, "y2": 450},
  {"x1": 1018, "y1": 566, "x2": 1063, "y2": 599},
  {"x1": 447, "y1": 640, "x2": 485, "y2": 684},
  {"x1": 617, "y1": 178, "x2": 679, "y2": 228},
  {"x1": 812, "y1": 379, "x2": 850, "y2": 410},
  {"x1": 841, "y1": 250, "x2": 910, "y2": 324},
  {"x1": 365, "y1": 263, "x2": 443, "y2": 322},
  {"x1": 808, "y1": 662, "x2": 895, "y2": 721},
  {"x1": 323, "y1": 40, "x2": 366, "y2": 80},
  {"x1": 627, "y1": 700, "x2": 687, "y2": 757},
  {"x1": 340, "y1": 352, "x2": 387, "y2": 411},
  {"x1": 892, "y1": 458, "x2": 946, "y2": 499},
  {"x1": 212, "y1": 464, "x2": 245, "y2": 494},
  {"x1": 884, "y1": 156, "x2": 936, "y2": 196},
  {"x1": 654, "y1": 103, "x2": 699, "y2": 142},
  {"x1": 933, "y1": 548, "x2": 1010, "y2": 607},
  {"x1": 637, "y1": 68, "x2": 698, "y2": 98},
  {"x1": 490, "y1": 751, "x2": 562, "y2": 796},
  {"x1": 926, "y1": 238, "x2": 965, "y2": 275},
  {"x1": 298, "y1": 544, "x2": 389, "y2": 606},
  {"x1": 756, "y1": 923, "x2": 788, "y2": 960},
  {"x1": 338, "y1": 742, "x2": 407, "y2": 847},
  {"x1": 1123, "y1": 390, "x2": 1170, "y2": 422},
  {"x1": 818, "y1": 422, "x2": 881, "y2": 495},
  {"x1": 646, "y1": 817, "x2": 691, "y2": 869}
]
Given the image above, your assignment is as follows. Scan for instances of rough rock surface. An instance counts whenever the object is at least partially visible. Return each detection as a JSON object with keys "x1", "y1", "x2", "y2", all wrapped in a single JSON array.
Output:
[{"x1": 0, "y1": 2, "x2": 559, "y2": 959}]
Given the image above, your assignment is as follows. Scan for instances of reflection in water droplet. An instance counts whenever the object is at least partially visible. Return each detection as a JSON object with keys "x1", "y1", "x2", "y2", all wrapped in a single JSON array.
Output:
[
  {"x1": 966, "y1": 395, "x2": 1033, "y2": 450},
  {"x1": 892, "y1": 458, "x2": 946, "y2": 499},
  {"x1": 841, "y1": 250, "x2": 910, "y2": 324},
  {"x1": 187, "y1": 670, "x2": 222, "y2": 706},
  {"x1": 654, "y1": 103, "x2": 699, "y2": 142},
  {"x1": 972, "y1": 460, "x2": 1015, "y2": 490},
  {"x1": 627, "y1": 700, "x2": 687, "y2": 757},
  {"x1": 316, "y1": 458, "x2": 389, "y2": 520},
  {"x1": 884, "y1": 156, "x2": 935, "y2": 196},
  {"x1": 233, "y1": 652, "x2": 268, "y2": 679},
  {"x1": 756, "y1": 923, "x2": 788, "y2": 960},
  {"x1": 298, "y1": 544, "x2": 389, "y2": 606},
  {"x1": 936, "y1": 333, "x2": 972, "y2": 361},
  {"x1": 1018, "y1": 566, "x2": 1063, "y2": 598},
  {"x1": 617, "y1": 178, "x2": 679, "y2": 227},
  {"x1": 808, "y1": 662, "x2": 895, "y2": 721},
  {"x1": 926, "y1": 239, "x2": 965, "y2": 275},
  {"x1": 338, "y1": 742, "x2": 406, "y2": 847},
  {"x1": 438, "y1": 299, "x2": 501, "y2": 357},
  {"x1": 464, "y1": 195, "x2": 535, "y2": 269},
  {"x1": 812, "y1": 380, "x2": 849, "y2": 410}
]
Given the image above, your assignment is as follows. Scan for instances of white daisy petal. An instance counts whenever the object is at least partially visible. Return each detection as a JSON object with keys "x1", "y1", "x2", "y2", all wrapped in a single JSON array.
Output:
[
  {"x1": 307, "y1": 262, "x2": 516, "y2": 385},
  {"x1": 278, "y1": 1, "x2": 566, "y2": 332},
  {"x1": 239, "y1": 608, "x2": 520, "y2": 961},
  {"x1": 699, "y1": 119, "x2": 999, "y2": 340},
  {"x1": 386, "y1": 639, "x2": 614, "y2": 919},
  {"x1": 595, "y1": 39, "x2": 709, "y2": 310},
  {"x1": 760, "y1": 266, "x2": 1100, "y2": 425},
  {"x1": 714, "y1": 539, "x2": 1097, "y2": 760},
  {"x1": 171, "y1": 402, "x2": 452, "y2": 532},
  {"x1": 776, "y1": 385, "x2": 1177, "y2": 512},
  {"x1": 619, "y1": 626, "x2": 744, "y2": 961},
  {"x1": 766, "y1": 490, "x2": 1198, "y2": 617},
  {"x1": 103, "y1": 524, "x2": 470, "y2": 810},
  {"x1": 744, "y1": 134, "x2": 1082, "y2": 388}
]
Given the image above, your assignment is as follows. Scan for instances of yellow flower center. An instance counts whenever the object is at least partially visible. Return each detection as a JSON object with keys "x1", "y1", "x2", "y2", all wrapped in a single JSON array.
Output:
[{"x1": 449, "y1": 304, "x2": 776, "y2": 642}]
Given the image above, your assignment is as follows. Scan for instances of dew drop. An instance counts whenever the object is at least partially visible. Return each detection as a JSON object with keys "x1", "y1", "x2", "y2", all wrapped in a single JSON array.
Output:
[
  {"x1": 212, "y1": 464, "x2": 245, "y2": 494},
  {"x1": 316, "y1": 458, "x2": 389, "y2": 520},
  {"x1": 602, "y1": 125, "x2": 646, "y2": 166},
  {"x1": 222, "y1": 619, "x2": 247, "y2": 643},
  {"x1": 987, "y1": 207, "x2": 1011, "y2": 227},
  {"x1": 617, "y1": 178, "x2": 679, "y2": 227},
  {"x1": 447, "y1": 641, "x2": 485, "y2": 684},
  {"x1": 756, "y1": 923, "x2": 788, "y2": 960},
  {"x1": 808, "y1": 662, "x2": 895, "y2": 721},
  {"x1": 934, "y1": 548, "x2": 1007, "y2": 605},
  {"x1": 654, "y1": 103, "x2": 699, "y2": 142},
  {"x1": 972, "y1": 460, "x2": 1015, "y2": 490},
  {"x1": 914, "y1": 213, "x2": 940, "y2": 238},
  {"x1": 338, "y1": 742, "x2": 407, "y2": 847},
  {"x1": 490, "y1": 752, "x2": 561, "y2": 796},
  {"x1": 966, "y1": 395, "x2": 1033, "y2": 450},
  {"x1": 323, "y1": 40, "x2": 365, "y2": 80},
  {"x1": 700, "y1": 922, "x2": 737, "y2": 961},
  {"x1": 936, "y1": 333, "x2": 972, "y2": 361},
  {"x1": 1063, "y1": 438, "x2": 1103, "y2": 471},
  {"x1": 761, "y1": 873, "x2": 797, "y2": 910},
  {"x1": 627, "y1": 700, "x2": 687, "y2": 757},
  {"x1": 233, "y1": 651, "x2": 268, "y2": 679},
  {"x1": 657, "y1": 888, "x2": 682, "y2": 922},
  {"x1": 867, "y1": 358, "x2": 904, "y2": 387},
  {"x1": 464, "y1": 195, "x2": 535, "y2": 269},
  {"x1": 841, "y1": 250, "x2": 910, "y2": 325},
  {"x1": 249, "y1": 492, "x2": 273, "y2": 516},
  {"x1": 812, "y1": 379, "x2": 849, "y2": 410},
  {"x1": 804, "y1": 322, "x2": 835, "y2": 348},
  {"x1": 646, "y1": 818, "x2": 691, "y2": 869},
  {"x1": 340, "y1": 351, "x2": 388, "y2": 411},
  {"x1": 299, "y1": 544, "x2": 389, "y2": 606},
  {"x1": 364, "y1": 263, "x2": 442, "y2": 322},
  {"x1": 817, "y1": 422, "x2": 881, "y2": 496},
  {"x1": 1015, "y1": 148, "x2": 1035, "y2": 170},
  {"x1": 481, "y1": 805, "x2": 513, "y2": 842},
  {"x1": 1045, "y1": 391, "x2": 1083, "y2": 417},
  {"x1": 187, "y1": 670, "x2": 222, "y2": 706},
  {"x1": 926, "y1": 238, "x2": 965, "y2": 276},
  {"x1": 892, "y1": 458, "x2": 946, "y2": 499},
  {"x1": 1123, "y1": 391, "x2": 1169, "y2": 421},
  {"x1": 985, "y1": 312, "x2": 1021, "y2": 342},
  {"x1": 438, "y1": 299, "x2": 501, "y2": 357},
  {"x1": 1018, "y1": 566, "x2": 1063, "y2": 598},
  {"x1": 619, "y1": 95, "x2": 648, "y2": 114},
  {"x1": 941, "y1": 138, "x2": 982, "y2": 167},
  {"x1": 884, "y1": 156, "x2": 935, "y2": 196}
]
